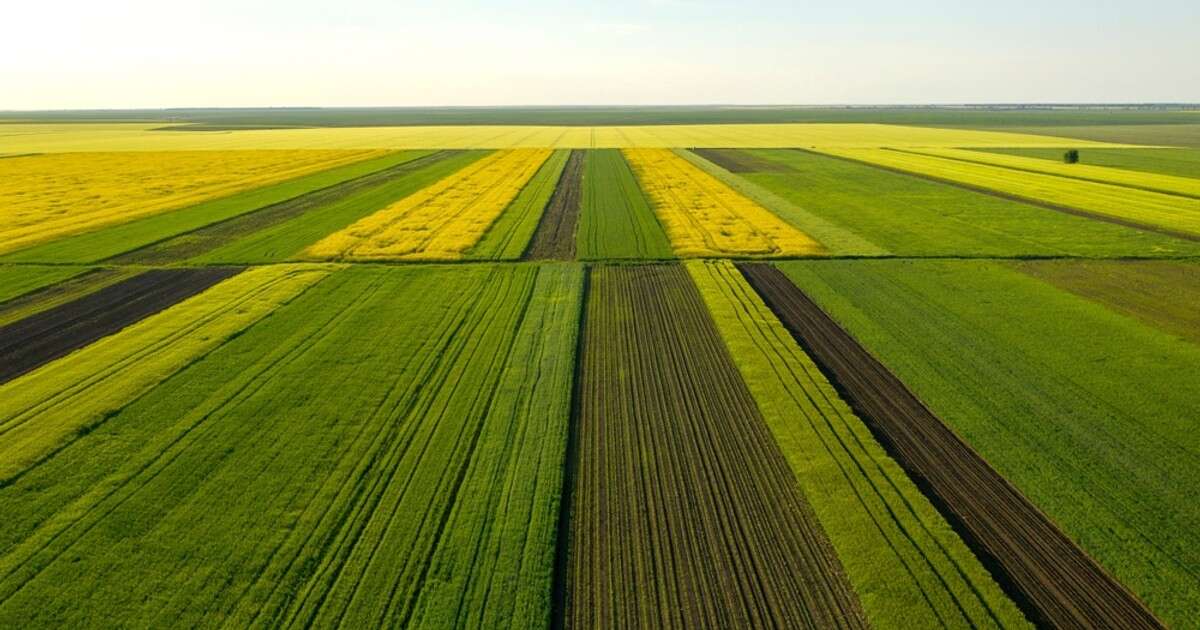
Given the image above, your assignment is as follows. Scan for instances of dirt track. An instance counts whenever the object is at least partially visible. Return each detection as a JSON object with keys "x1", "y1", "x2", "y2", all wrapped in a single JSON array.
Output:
[
  {"x1": 0, "y1": 267, "x2": 241, "y2": 384},
  {"x1": 525, "y1": 150, "x2": 584, "y2": 260},
  {"x1": 564, "y1": 264, "x2": 865, "y2": 629},
  {"x1": 111, "y1": 151, "x2": 459, "y2": 264},
  {"x1": 738, "y1": 262, "x2": 1163, "y2": 629}
]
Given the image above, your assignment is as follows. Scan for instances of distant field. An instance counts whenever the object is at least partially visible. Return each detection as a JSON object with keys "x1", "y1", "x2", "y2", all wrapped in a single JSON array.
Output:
[
  {"x1": 1004, "y1": 124, "x2": 1200, "y2": 148},
  {"x1": 623, "y1": 148, "x2": 821, "y2": 257},
  {"x1": 0, "y1": 122, "x2": 1132, "y2": 152},
  {"x1": 0, "y1": 150, "x2": 385, "y2": 256},
  {"x1": 979, "y1": 147, "x2": 1200, "y2": 179},
  {"x1": 816, "y1": 147, "x2": 1200, "y2": 240},
  {"x1": 304, "y1": 149, "x2": 551, "y2": 261},
  {"x1": 2, "y1": 105, "x2": 1196, "y2": 127},
  {"x1": 724, "y1": 148, "x2": 1200, "y2": 257}
]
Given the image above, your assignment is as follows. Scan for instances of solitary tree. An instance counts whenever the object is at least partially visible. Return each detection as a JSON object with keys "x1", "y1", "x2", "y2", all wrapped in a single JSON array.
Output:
[{"x1": 1064, "y1": 149, "x2": 1080, "y2": 164}]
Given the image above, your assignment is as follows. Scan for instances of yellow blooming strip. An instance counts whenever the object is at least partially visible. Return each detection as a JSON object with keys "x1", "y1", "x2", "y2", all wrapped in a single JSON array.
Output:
[
  {"x1": 819, "y1": 147, "x2": 1200, "y2": 238},
  {"x1": 622, "y1": 148, "x2": 822, "y2": 256},
  {"x1": 0, "y1": 150, "x2": 385, "y2": 255},
  {"x1": 305, "y1": 148, "x2": 552, "y2": 260},
  {"x1": 0, "y1": 264, "x2": 332, "y2": 481}
]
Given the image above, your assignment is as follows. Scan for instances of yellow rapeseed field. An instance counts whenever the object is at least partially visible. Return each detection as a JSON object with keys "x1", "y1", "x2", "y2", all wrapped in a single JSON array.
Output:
[
  {"x1": 0, "y1": 122, "x2": 1133, "y2": 152},
  {"x1": 305, "y1": 149, "x2": 551, "y2": 260},
  {"x1": 0, "y1": 149, "x2": 385, "y2": 255},
  {"x1": 623, "y1": 148, "x2": 822, "y2": 256}
]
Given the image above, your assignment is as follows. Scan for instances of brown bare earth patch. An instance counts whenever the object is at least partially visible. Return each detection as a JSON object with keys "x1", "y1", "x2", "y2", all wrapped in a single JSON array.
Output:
[
  {"x1": 738, "y1": 262, "x2": 1163, "y2": 630},
  {"x1": 692, "y1": 148, "x2": 789, "y2": 172},
  {"x1": 524, "y1": 149, "x2": 585, "y2": 260},
  {"x1": 0, "y1": 268, "x2": 135, "y2": 327},
  {"x1": 0, "y1": 267, "x2": 241, "y2": 384},
  {"x1": 563, "y1": 264, "x2": 865, "y2": 629},
  {"x1": 110, "y1": 151, "x2": 459, "y2": 264}
]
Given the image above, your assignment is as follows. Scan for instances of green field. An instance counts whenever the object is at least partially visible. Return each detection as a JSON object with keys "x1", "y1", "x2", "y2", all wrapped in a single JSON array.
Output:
[
  {"x1": 687, "y1": 260, "x2": 1025, "y2": 629},
  {"x1": 776, "y1": 259, "x2": 1200, "y2": 627},
  {"x1": 0, "y1": 265, "x2": 91, "y2": 304},
  {"x1": 978, "y1": 147, "x2": 1200, "y2": 179},
  {"x1": 728, "y1": 149, "x2": 1200, "y2": 256},
  {"x1": 0, "y1": 264, "x2": 581, "y2": 627},
  {"x1": 470, "y1": 149, "x2": 569, "y2": 259},
  {"x1": 575, "y1": 149, "x2": 673, "y2": 259}
]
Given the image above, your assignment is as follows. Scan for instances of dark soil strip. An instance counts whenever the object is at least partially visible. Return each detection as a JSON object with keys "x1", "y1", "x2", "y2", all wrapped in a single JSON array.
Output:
[
  {"x1": 566, "y1": 264, "x2": 865, "y2": 629},
  {"x1": 109, "y1": 151, "x2": 460, "y2": 264},
  {"x1": 692, "y1": 148, "x2": 789, "y2": 173},
  {"x1": 0, "y1": 268, "x2": 129, "y2": 326},
  {"x1": 738, "y1": 262, "x2": 1163, "y2": 630},
  {"x1": 0, "y1": 267, "x2": 241, "y2": 383},
  {"x1": 525, "y1": 150, "x2": 585, "y2": 260},
  {"x1": 805, "y1": 148, "x2": 1200, "y2": 243}
]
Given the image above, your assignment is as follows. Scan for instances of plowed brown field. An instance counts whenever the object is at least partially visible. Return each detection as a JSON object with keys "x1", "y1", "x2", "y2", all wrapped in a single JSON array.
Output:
[
  {"x1": 0, "y1": 267, "x2": 241, "y2": 383},
  {"x1": 525, "y1": 149, "x2": 585, "y2": 260}
]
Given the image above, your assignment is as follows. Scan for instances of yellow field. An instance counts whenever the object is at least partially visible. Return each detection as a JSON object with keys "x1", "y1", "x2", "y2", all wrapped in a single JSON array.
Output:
[
  {"x1": 0, "y1": 264, "x2": 331, "y2": 481},
  {"x1": 819, "y1": 147, "x2": 1200, "y2": 238},
  {"x1": 623, "y1": 148, "x2": 822, "y2": 256},
  {"x1": 0, "y1": 149, "x2": 384, "y2": 255},
  {"x1": 305, "y1": 149, "x2": 551, "y2": 260},
  {"x1": 906, "y1": 147, "x2": 1200, "y2": 198},
  {"x1": 0, "y1": 122, "x2": 1133, "y2": 152}
]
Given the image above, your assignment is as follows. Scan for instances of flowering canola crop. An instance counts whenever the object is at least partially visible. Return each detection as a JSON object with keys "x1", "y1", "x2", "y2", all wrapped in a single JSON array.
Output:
[
  {"x1": 623, "y1": 148, "x2": 822, "y2": 256},
  {"x1": 0, "y1": 150, "x2": 384, "y2": 255},
  {"x1": 304, "y1": 149, "x2": 552, "y2": 260}
]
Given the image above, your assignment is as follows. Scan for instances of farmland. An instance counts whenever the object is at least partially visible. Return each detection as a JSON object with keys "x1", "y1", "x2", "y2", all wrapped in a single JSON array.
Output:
[
  {"x1": 304, "y1": 149, "x2": 551, "y2": 260},
  {"x1": 2, "y1": 110, "x2": 1198, "y2": 629},
  {"x1": 815, "y1": 147, "x2": 1200, "y2": 240},
  {"x1": 624, "y1": 148, "x2": 822, "y2": 256},
  {"x1": 0, "y1": 150, "x2": 385, "y2": 256}
]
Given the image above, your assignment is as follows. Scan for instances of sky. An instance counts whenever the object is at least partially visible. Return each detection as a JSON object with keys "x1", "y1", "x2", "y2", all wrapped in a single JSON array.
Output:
[{"x1": 3, "y1": 0, "x2": 1198, "y2": 109}]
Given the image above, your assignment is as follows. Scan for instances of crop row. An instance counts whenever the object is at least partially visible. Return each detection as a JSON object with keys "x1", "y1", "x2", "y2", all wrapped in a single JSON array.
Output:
[
  {"x1": 0, "y1": 264, "x2": 582, "y2": 627},
  {"x1": 775, "y1": 259, "x2": 1200, "y2": 626},
  {"x1": 686, "y1": 260, "x2": 1025, "y2": 628},
  {"x1": 0, "y1": 265, "x2": 329, "y2": 483},
  {"x1": 565, "y1": 264, "x2": 864, "y2": 629}
]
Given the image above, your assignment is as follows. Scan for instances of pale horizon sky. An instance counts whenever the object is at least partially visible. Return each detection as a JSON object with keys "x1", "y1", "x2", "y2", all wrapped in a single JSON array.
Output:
[{"x1": 3, "y1": 0, "x2": 1198, "y2": 110}]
